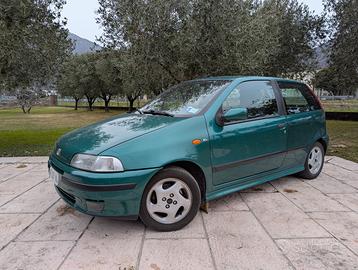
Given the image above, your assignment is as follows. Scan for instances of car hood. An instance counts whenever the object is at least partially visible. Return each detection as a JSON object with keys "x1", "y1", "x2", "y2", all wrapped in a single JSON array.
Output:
[{"x1": 54, "y1": 113, "x2": 183, "y2": 164}]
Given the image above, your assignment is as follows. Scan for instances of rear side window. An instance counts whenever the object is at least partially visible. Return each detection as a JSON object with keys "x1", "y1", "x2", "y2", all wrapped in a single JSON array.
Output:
[
  {"x1": 278, "y1": 82, "x2": 321, "y2": 114},
  {"x1": 222, "y1": 81, "x2": 278, "y2": 119}
]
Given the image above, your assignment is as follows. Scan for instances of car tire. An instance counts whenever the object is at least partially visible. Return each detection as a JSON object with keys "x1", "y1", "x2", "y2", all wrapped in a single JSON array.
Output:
[
  {"x1": 298, "y1": 142, "x2": 325, "y2": 180},
  {"x1": 140, "y1": 166, "x2": 201, "y2": 231}
]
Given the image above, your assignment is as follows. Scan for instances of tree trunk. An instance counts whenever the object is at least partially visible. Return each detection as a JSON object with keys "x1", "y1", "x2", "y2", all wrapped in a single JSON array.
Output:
[
  {"x1": 128, "y1": 97, "x2": 135, "y2": 111},
  {"x1": 88, "y1": 100, "x2": 94, "y2": 111},
  {"x1": 21, "y1": 105, "x2": 26, "y2": 114},
  {"x1": 102, "y1": 95, "x2": 111, "y2": 112},
  {"x1": 74, "y1": 98, "x2": 79, "y2": 110},
  {"x1": 127, "y1": 92, "x2": 141, "y2": 112},
  {"x1": 85, "y1": 95, "x2": 96, "y2": 111},
  {"x1": 104, "y1": 99, "x2": 110, "y2": 112},
  {"x1": 27, "y1": 106, "x2": 32, "y2": 114}
]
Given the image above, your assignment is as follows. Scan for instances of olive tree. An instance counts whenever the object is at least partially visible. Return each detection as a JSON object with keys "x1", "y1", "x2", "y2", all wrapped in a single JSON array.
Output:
[
  {"x1": 57, "y1": 54, "x2": 100, "y2": 111},
  {"x1": 94, "y1": 51, "x2": 122, "y2": 111},
  {"x1": 321, "y1": 0, "x2": 358, "y2": 95},
  {"x1": 57, "y1": 56, "x2": 84, "y2": 110},
  {"x1": 0, "y1": 0, "x2": 72, "y2": 113},
  {"x1": 97, "y1": 0, "x2": 324, "y2": 94}
]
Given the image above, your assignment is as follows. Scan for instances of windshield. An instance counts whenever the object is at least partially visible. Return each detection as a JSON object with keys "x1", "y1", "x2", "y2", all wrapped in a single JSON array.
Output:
[{"x1": 141, "y1": 80, "x2": 232, "y2": 117}]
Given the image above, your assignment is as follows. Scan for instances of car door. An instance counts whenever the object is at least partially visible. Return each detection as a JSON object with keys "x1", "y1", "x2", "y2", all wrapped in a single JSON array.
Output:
[
  {"x1": 209, "y1": 80, "x2": 288, "y2": 186},
  {"x1": 277, "y1": 81, "x2": 323, "y2": 168}
]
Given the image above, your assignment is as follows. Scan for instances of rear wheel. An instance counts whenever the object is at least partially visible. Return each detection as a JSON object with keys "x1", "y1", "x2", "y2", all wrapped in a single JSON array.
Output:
[
  {"x1": 298, "y1": 142, "x2": 324, "y2": 179},
  {"x1": 140, "y1": 166, "x2": 201, "y2": 231}
]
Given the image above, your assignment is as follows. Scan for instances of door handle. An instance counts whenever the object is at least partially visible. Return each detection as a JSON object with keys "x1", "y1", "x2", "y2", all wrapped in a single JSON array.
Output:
[
  {"x1": 278, "y1": 123, "x2": 287, "y2": 134},
  {"x1": 278, "y1": 123, "x2": 286, "y2": 128}
]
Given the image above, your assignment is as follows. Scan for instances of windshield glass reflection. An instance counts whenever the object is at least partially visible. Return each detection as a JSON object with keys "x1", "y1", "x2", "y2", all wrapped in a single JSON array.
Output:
[{"x1": 141, "y1": 80, "x2": 232, "y2": 116}]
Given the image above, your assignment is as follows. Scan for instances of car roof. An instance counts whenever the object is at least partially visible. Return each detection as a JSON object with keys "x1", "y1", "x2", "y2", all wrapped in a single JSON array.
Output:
[{"x1": 194, "y1": 76, "x2": 302, "y2": 84}]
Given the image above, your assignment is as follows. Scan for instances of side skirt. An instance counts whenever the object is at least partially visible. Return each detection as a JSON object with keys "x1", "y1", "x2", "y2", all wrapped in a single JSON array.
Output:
[{"x1": 205, "y1": 165, "x2": 304, "y2": 202}]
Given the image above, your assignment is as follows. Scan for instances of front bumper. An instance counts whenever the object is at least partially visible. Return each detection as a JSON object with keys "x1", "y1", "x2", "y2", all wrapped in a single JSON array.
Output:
[{"x1": 49, "y1": 154, "x2": 160, "y2": 218}]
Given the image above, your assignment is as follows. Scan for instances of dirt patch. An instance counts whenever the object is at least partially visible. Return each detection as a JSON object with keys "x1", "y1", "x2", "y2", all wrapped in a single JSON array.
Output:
[
  {"x1": 16, "y1": 164, "x2": 27, "y2": 168},
  {"x1": 150, "y1": 264, "x2": 161, "y2": 270},
  {"x1": 332, "y1": 144, "x2": 347, "y2": 148},
  {"x1": 56, "y1": 205, "x2": 75, "y2": 216},
  {"x1": 283, "y1": 188, "x2": 298, "y2": 193},
  {"x1": 119, "y1": 266, "x2": 135, "y2": 270}
]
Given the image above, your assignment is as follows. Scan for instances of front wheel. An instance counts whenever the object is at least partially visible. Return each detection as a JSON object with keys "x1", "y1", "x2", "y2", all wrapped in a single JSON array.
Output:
[
  {"x1": 140, "y1": 166, "x2": 201, "y2": 231},
  {"x1": 298, "y1": 142, "x2": 325, "y2": 179}
]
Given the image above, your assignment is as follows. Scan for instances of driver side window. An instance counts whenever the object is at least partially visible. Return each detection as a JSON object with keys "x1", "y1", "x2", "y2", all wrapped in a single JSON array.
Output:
[{"x1": 222, "y1": 81, "x2": 278, "y2": 119}]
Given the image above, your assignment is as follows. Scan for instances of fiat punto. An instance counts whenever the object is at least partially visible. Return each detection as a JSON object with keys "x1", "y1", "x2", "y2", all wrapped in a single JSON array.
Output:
[{"x1": 49, "y1": 76, "x2": 328, "y2": 231}]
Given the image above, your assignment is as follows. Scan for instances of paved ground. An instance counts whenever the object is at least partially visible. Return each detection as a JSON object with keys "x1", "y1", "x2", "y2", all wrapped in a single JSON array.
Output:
[{"x1": 0, "y1": 156, "x2": 358, "y2": 270}]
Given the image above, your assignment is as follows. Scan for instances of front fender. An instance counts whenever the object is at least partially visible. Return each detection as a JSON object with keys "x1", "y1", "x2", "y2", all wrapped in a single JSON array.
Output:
[{"x1": 101, "y1": 116, "x2": 213, "y2": 188}]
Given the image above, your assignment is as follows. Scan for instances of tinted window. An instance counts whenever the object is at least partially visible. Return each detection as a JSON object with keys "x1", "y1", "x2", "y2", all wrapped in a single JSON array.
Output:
[
  {"x1": 278, "y1": 82, "x2": 321, "y2": 114},
  {"x1": 222, "y1": 81, "x2": 278, "y2": 119}
]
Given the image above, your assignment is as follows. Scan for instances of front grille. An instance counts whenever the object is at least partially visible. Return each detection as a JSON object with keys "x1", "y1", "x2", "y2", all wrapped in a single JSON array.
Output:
[{"x1": 56, "y1": 186, "x2": 76, "y2": 205}]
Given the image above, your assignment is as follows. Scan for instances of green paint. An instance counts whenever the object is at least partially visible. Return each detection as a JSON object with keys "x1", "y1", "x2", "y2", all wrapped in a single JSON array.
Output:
[{"x1": 49, "y1": 76, "x2": 329, "y2": 218}]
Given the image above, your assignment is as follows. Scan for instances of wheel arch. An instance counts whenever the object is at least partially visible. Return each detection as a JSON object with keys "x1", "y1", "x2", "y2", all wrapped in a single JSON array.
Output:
[
  {"x1": 163, "y1": 161, "x2": 207, "y2": 202},
  {"x1": 317, "y1": 138, "x2": 327, "y2": 153}
]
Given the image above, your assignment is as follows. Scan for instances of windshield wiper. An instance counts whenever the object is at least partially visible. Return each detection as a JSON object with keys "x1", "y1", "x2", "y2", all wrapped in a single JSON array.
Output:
[
  {"x1": 128, "y1": 108, "x2": 143, "y2": 114},
  {"x1": 142, "y1": 110, "x2": 174, "y2": 117}
]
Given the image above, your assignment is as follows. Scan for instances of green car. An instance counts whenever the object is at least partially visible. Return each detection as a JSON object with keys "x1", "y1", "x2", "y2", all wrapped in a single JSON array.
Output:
[{"x1": 49, "y1": 76, "x2": 328, "y2": 231}]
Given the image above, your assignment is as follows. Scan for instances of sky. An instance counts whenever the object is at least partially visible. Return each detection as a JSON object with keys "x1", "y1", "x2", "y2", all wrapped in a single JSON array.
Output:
[
  {"x1": 62, "y1": 0, "x2": 102, "y2": 42},
  {"x1": 62, "y1": 0, "x2": 324, "y2": 42}
]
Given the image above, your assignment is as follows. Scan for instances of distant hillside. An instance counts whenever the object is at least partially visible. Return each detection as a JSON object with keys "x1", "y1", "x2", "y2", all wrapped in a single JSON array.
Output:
[
  {"x1": 69, "y1": 33, "x2": 102, "y2": 54},
  {"x1": 315, "y1": 45, "x2": 329, "y2": 69}
]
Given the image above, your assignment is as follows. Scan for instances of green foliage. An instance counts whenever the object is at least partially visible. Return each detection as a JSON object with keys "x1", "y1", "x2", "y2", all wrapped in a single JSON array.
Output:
[
  {"x1": 119, "y1": 49, "x2": 156, "y2": 110},
  {"x1": 59, "y1": 54, "x2": 99, "y2": 111},
  {"x1": 258, "y1": 0, "x2": 325, "y2": 76},
  {"x1": 323, "y1": 0, "x2": 358, "y2": 95},
  {"x1": 57, "y1": 56, "x2": 85, "y2": 109},
  {"x1": 313, "y1": 67, "x2": 341, "y2": 95},
  {"x1": 58, "y1": 51, "x2": 124, "y2": 111},
  {"x1": 97, "y1": 0, "x2": 324, "y2": 87},
  {"x1": 76, "y1": 53, "x2": 101, "y2": 111},
  {"x1": 0, "y1": 0, "x2": 72, "y2": 112},
  {"x1": 95, "y1": 50, "x2": 122, "y2": 111}
]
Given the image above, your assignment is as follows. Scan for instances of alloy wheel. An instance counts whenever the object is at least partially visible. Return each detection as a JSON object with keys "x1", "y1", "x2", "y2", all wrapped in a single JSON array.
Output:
[
  {"x1": 308, "y1": 146, "x2": 323, "y2": 175},
  {"x1": 146, "y1": 178, "x2": 192, "y2": 224}
]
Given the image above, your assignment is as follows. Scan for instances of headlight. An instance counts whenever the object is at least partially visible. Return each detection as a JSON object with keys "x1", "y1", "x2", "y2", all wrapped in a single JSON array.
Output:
[{"x1": 70, "y1": 154, "x2": 124, "y2": 172}]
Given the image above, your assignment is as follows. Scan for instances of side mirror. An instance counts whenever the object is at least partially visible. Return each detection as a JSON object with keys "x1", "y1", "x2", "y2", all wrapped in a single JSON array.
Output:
[{"x1": 222, "y1": 107, "x2": 248, "y2": 123}]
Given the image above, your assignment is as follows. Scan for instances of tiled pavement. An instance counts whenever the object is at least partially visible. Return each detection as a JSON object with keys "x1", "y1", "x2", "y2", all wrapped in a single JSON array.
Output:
[{"x1": 0, "y1": 156, "x2": 358, "y2": 270}]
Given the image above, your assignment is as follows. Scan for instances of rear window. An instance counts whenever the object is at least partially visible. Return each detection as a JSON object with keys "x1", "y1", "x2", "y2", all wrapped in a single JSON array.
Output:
[{"x1": 278, "y1": 82, "x2": 321, "y2": 114}]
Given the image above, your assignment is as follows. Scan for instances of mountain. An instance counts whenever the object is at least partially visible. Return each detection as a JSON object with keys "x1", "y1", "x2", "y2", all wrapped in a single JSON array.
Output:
[
  {"x1": 68, "y1": 33, "x2": 102, "y2": 54},
  {"x1": 314, "y1": 45, "x2": 329, "y2": 69}
]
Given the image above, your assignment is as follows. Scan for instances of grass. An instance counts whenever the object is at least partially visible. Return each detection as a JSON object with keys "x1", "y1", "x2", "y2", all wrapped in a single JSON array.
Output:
[
  {"x1": 0, "y1": 107, "x2": 122, "y2": 156},
  {"x1": 0, "y1": 106, "x2": 357, "y2": 163},
  {"x1": 322, "y1": 99, "x2": 358, "y2": 112},
  {"x1": 326, "y1": 120, "x2": 358, "y2": 163}
]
